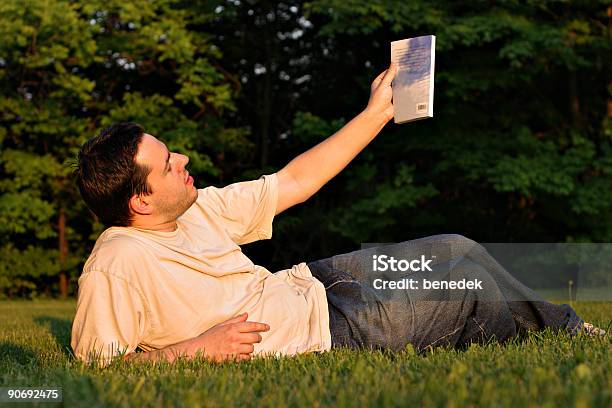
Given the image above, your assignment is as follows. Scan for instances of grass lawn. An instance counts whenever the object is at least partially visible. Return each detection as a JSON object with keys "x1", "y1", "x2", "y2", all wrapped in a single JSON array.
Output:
[{"x1": 1, "y1": 300, "x2": 610, "y2": 407}]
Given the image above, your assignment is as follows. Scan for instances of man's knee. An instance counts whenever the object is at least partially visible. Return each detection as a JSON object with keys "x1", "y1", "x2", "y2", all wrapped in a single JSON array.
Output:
[
  {"x1": 435, "y1": 234, "x2": 491, "y2": 263},
  {"x1": 437, "y1": 234, "x2": 478, "y2": 248}
]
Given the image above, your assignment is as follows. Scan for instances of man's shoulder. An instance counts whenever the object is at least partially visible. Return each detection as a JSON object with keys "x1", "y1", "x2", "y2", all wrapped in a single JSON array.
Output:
[
  {"x1": 94, "y1": 226, "x2": 152, "y2": 253},
  {"x1": 189, "y1": 175, "x2": 274, "y2": 215},
  {"x1": 83, "y1": 227, "x2": 153, "y2": 278}
]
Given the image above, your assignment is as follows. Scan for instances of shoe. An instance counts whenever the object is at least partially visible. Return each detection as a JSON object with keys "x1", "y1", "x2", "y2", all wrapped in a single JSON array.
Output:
[{"x1": 578, "y1": 322, "x2": 606, "y2": 336}]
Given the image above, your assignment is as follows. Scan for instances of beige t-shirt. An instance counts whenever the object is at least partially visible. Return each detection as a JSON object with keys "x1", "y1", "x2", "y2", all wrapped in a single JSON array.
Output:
[{"x1": 70, "y1": 173, "x2": 331, "y2": 364}]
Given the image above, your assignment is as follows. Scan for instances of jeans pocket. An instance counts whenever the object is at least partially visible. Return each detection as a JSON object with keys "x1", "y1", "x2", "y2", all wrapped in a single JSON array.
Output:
[{"x1": 307, "y1": 259, "x2": 358, "y2": 290}]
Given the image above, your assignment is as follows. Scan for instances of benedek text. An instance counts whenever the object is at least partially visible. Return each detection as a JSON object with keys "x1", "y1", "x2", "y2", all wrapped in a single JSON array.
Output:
[{"x1": 373, "y1": 278, "x2": 483, "y2": 290}]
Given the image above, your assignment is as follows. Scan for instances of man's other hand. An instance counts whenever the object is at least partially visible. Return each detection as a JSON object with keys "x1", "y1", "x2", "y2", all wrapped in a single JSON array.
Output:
[
  {"x1": 187, "y1": 313, "x2": 270, "y2": 362},
  {"x1": 122, "y1": 313, "x2": 269, "y2": 364},
  {"x1": 365, "y1": 62, "x2": 398, "y2": 124}
]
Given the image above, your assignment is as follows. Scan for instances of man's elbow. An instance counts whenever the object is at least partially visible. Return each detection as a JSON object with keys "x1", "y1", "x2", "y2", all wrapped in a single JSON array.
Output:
[{"x1": 276, "y1": 170, "x2": 312, "y2": 213}]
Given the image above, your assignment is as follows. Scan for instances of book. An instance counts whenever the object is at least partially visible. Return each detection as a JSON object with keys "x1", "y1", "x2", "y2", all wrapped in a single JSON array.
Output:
[{"x1": 390, "y1": 35, "x2": 436, "y2": 124}]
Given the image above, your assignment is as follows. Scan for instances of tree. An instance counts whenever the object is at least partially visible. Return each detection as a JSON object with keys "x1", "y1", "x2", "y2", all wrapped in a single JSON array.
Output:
[{"x1": 0, "y1": 0, "x2": 243, "y2": 297}]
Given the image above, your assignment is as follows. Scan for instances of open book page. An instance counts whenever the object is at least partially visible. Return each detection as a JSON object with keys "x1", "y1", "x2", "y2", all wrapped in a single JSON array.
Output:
[{"x1": 391, "y1": 35, "x2": 436, "y2": 124}]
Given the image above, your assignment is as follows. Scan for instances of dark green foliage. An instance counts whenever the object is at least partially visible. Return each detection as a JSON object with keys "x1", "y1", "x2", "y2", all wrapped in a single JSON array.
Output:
[
  {"x1": 298, "y1": 0, "x2": 612, "y2": 245},
  {"x1": 1, "y1": 1, "x2": 611, "y2": 296},
  {"x1": 0, "y1": 0, "x2": 244, "y2": 296}
]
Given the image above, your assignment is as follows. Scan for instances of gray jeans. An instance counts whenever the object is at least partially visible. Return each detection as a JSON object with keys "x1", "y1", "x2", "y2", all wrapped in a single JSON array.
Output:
[{"x1": 306, "y1": 234, "x2": 584, "y2": 350}]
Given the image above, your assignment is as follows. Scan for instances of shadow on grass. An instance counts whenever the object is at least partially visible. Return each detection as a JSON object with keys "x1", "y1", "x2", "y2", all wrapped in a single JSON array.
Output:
[
  {"x1": 0, "y1": 342, "x2": 39, "y2": 366},
  {"x1": 34, "y1": 316, "x2": 73, "y2": 358}
]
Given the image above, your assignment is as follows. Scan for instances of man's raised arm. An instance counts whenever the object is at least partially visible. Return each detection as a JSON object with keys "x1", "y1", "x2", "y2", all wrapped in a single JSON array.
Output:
[{"x1": 275, "y1": 63, "x2": 398, "y2": 215}]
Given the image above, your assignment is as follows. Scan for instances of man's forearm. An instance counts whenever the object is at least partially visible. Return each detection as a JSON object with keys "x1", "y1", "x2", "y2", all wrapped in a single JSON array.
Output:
[
  {"x1": 122, "y1": 313, "x2": 268, "y2": 364},
  {"x1": 125, "y1": 338, "x2": 194, "y2": 363},
  {"x1": 282, "y1": 108, "x2": 389, "y2": 202}
]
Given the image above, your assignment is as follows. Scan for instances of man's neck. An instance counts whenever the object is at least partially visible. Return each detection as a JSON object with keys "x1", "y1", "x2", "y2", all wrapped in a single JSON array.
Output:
[{"x1": 129, "y1": 218, "x2": 178, "y2": 232}]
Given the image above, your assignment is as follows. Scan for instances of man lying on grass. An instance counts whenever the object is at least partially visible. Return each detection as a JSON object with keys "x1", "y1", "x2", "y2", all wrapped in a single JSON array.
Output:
[{"x1": 71, "y1": 62, "x2": 605, "y2": 366}]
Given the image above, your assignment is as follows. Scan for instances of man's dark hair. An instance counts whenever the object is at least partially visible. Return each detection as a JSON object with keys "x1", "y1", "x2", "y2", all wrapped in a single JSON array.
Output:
[{"x1": 75, "y1": 122, "x2": 153, "y2": 227}]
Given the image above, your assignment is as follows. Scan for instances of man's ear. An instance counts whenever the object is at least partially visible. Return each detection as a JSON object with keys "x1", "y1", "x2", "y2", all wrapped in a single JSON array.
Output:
[{"x1": 129, "y1": 194, "x2": 154, "y2": 216}]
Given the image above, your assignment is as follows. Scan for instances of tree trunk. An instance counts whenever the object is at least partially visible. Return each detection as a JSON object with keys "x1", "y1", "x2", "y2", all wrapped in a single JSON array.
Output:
[
  {"x1": 608, "y1": 7, "x2": 611, "y2": 119},
  {"x1": 568, "y1": 71, "x2": 582, "y2": 126},
  {"x1": 58, "y1": 207, "x2": 68, "y2": 298}
]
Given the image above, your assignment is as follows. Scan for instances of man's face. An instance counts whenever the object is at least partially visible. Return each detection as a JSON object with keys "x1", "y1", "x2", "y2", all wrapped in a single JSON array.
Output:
[{"x1": 134, "y1": 133, "x2": 198, "y2": 221}]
